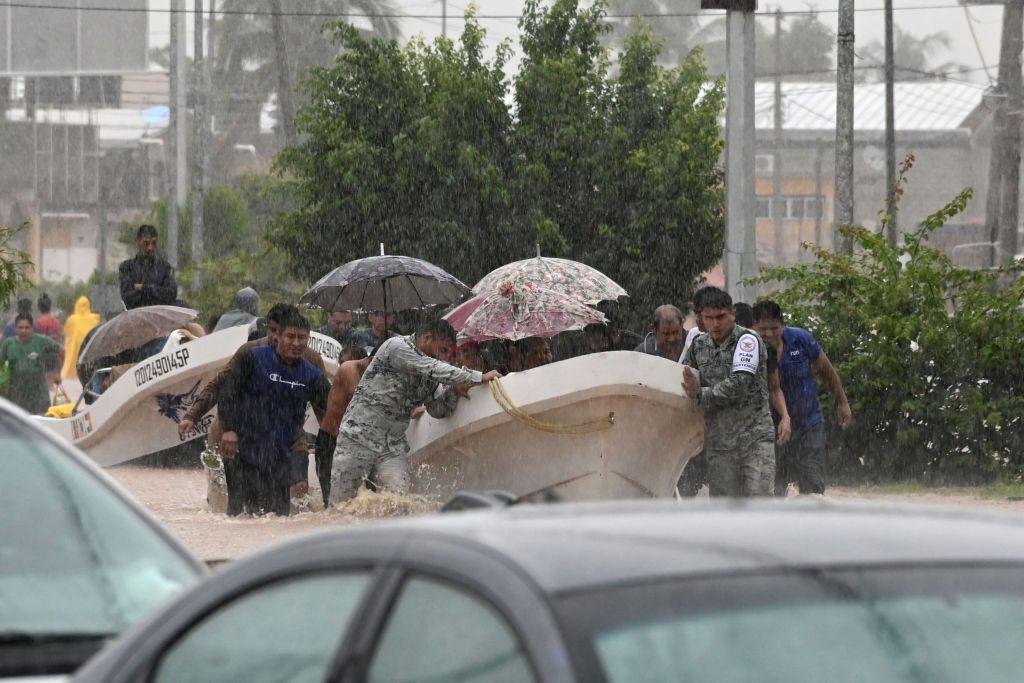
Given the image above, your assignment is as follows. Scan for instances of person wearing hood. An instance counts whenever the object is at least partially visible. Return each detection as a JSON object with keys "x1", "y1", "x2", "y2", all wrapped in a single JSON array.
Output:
[
  {"x1": 213, "y1": 287, "x2": 260, "y2": 332},
  {"x1": 118, "y1": 224, "x2": 177, "y2": 310},
  {"x1": 61, "y1": 296, "x2": 100, "y2": 379}
]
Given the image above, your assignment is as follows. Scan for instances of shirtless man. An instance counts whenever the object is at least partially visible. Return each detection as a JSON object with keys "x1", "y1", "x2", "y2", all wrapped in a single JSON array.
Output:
[{"x1": 314, "y1": 347, "x2": 372, "y2": 506}]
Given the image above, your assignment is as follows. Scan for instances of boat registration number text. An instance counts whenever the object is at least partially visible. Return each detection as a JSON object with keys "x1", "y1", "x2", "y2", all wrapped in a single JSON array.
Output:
[{"x1": 135, "y1": 348, "x2": 191, "y2": 387}]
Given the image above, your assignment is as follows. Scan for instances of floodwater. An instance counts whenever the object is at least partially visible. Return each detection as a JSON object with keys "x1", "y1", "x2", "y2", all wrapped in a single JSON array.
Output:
[
  {"x1": 108, "y1": 465, "x2": 1024, "y2": 563},
  {"x1": 108, "y1": 463, "x2": 436, "y2": 562}
]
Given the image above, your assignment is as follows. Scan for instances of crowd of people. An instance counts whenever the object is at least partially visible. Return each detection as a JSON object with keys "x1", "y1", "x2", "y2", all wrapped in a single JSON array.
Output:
[{"x1": 4, "y1": 223, "x2": 854, "y2": 513}]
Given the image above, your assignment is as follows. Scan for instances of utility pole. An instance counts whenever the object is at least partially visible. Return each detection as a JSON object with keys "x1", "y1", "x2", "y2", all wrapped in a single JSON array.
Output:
[
  {"x1": 835, "y1": 0, "x2": 855, "y2": 254},
  {"x1": 442, "y1": 0, "x2": 448, "y2": 38},
  {"x1": 269, "y1": 0, "x2": 297, "y2": 148},
  {"x1": 772, "y1": 9, "x2": 785, "y2": 265},
  {"x1": 724, "y1": 6, "x2": 757, "y2": 300},
  {"x1": 168, "y1": 0, "x2": 187, "y2": 269},
  {"x1": 999, "y1": 0, "x2": 1024, "y2": 264},
  {"x1": 191, "y1": 0, "x2": 206, "y2": 286},
  {"x1": 884, "y1": 0, "x2": 898, "y2": 245}
]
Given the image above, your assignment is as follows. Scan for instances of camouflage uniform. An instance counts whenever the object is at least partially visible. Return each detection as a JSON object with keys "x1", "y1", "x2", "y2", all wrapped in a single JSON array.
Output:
[
  {"x1": 682, "y1": 324, "x2": 776, "y2": 497},
  {"x1": 329, "y1": 335, "x2": 482, "y2": 503}
]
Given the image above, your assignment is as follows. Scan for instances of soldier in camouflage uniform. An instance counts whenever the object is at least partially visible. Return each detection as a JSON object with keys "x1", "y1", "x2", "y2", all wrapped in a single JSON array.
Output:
[
  {"x1": 681, "y1": 287, "x2": 775, "y2": 497},
  {"x1": 329, "y1": 319, "x2": 500, "y2": 504}
]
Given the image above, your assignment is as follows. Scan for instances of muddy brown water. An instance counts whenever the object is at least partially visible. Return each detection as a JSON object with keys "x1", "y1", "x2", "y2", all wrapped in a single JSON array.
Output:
[{"x1": 108, "y1": 466, "x2": 1024, "y2": 563}]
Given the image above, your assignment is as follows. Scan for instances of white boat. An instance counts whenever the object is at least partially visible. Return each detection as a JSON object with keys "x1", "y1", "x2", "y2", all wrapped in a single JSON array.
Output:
[
  {"x1": 33, "y1": 328, "x2": 343, "y2": 467},
  {"x1": 406, "y1": 351, "x2": 704, "y2": 502}
]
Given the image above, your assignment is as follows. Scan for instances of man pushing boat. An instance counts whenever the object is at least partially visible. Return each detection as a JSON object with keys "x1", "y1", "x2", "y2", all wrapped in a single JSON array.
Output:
[{"x1": 329, "y1": 319, "x2": 500, "y2": 505}]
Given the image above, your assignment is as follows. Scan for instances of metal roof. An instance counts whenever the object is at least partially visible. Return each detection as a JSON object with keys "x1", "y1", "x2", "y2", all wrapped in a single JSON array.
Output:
[{"x1": 754, "y1": 81, "x2": 986, "y2": 132}]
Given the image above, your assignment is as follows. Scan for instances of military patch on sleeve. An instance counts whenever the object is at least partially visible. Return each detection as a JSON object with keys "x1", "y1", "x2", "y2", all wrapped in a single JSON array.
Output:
[{"x1": 732, "y1": 333, "x2": 760, "y2": 374}]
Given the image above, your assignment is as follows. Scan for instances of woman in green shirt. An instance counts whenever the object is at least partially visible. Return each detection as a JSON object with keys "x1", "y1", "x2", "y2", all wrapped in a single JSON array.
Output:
[{"x1": 0, "y1": 313, "x2": 65, "y2": 414}]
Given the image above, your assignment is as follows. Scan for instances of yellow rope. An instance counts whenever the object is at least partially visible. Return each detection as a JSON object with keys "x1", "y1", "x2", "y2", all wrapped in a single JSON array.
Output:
[{"x1": 487, "y1": 377, "x2": 614, "y2": 435}]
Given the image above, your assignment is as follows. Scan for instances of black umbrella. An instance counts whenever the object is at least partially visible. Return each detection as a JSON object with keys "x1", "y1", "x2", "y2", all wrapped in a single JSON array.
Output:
[{"x1": 300, "y1": 255, "x2": 472, "y2": 313}]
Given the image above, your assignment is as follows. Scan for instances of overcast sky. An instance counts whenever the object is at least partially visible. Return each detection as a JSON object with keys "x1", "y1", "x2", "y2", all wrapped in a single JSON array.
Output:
[{"x1": 148, "y1": 0, "x2": 1002, "y2": 88}]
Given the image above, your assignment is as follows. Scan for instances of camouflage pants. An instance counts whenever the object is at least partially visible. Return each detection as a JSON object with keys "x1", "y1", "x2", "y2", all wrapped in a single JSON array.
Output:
[
  {"x1": 328, "y1": 433, "x2": 410, "y2": 505},
  {"x1": 707, "y1": 440, "x2": 775, "y2": 497}
]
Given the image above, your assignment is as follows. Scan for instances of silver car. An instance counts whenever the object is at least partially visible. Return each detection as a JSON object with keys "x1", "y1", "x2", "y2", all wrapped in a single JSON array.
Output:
[
  {"x1": 0, "y1": 398, "x2": 205, "y2": 681},
  {"x1": 74, "y1": 497, "x2": 1024, "y2": 683}
]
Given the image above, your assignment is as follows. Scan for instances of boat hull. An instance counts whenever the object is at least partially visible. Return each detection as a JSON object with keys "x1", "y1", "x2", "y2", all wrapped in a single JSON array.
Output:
[
  {"x1": 406, "y1": 351, "x2": 704, "y2": 501},
  {"x1": 33, "y1": 329, "x2": 342, "y2": 467}
]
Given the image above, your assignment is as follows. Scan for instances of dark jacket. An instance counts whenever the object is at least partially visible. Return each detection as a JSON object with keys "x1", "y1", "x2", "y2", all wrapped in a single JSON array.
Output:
[{"x1": 118, "y1": 254, "x2": 178, "y2": 309}]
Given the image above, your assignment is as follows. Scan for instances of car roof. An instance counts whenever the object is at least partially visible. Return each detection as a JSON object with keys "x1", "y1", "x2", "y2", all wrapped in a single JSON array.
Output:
[{"x1": 262, "y1": 499, "x2": 1024, "y2": 593}]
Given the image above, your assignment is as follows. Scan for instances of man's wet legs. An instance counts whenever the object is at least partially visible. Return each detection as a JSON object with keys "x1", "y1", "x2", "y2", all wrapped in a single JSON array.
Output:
[
  {"x1": 315, "y1": 429, "x2": 338, "y2": 507},
  {"x1": 707, "y1": 442, "x2": 775, "y2": 497},
  {"x1": 329, "y1": 435, "x2": 380, "y2": 505}
]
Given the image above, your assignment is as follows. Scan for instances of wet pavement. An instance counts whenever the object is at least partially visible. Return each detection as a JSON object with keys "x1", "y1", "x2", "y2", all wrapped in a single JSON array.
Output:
[{"x1": 108, "y1": 466, "x2": 1024, "y2": 563}]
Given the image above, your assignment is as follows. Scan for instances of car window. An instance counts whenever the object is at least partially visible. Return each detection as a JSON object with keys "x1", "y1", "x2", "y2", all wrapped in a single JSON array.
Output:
[
  {"x1": 0, "y1": 414, "x2": 198, "y2": 637},
  {"x1": 557, "y1": 567, "x2": 1024, "y2": 683},
  {"x1": 367, "y1": 575, "x2": 535, "y2": 683},
  {"x1": 150, "y1": 571, "x2": 371, "y2": 683}
]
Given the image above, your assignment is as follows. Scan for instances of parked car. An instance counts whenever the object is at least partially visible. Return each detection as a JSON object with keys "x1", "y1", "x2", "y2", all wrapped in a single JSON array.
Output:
[
  {"x1": 74, "y1": 497, "x2": 1024, "y2": 683},
  {"x1": 0, "y1": 398, "x2": 205, "y2": 680}
]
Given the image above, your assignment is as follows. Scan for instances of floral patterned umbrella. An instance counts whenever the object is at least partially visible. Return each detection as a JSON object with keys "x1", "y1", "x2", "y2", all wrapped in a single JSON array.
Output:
[
  {"x1": 473, "y1": 256, "x2": 627, "y2": 305},
  {"x1": 444, "y1": 280, "x2": 607, "y2": 343}
]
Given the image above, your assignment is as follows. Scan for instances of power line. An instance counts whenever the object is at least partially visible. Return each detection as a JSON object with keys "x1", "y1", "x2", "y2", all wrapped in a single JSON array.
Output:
[{"x1": 0, "y1": 1, "x2": 986, "y2": 19}]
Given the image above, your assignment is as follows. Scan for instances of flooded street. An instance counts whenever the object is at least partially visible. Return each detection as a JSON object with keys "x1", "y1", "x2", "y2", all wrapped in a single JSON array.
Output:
[
  {"x1": 108, "y1": 465, "x2": 437, "y2": 562},
  {"x1": 108, "y1": 465, "x2": 1024, "y2": 563}
]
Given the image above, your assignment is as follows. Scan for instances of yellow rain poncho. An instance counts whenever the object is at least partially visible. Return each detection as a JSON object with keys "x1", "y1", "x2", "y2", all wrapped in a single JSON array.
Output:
[{"x1": 61, "y1": 296, "x2": 100, "y2": 379}]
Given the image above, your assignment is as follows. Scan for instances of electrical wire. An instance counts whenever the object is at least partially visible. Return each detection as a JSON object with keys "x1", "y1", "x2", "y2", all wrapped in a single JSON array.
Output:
[{"x1": 0, "y1": 0, "x2": 989, "y2": 19}]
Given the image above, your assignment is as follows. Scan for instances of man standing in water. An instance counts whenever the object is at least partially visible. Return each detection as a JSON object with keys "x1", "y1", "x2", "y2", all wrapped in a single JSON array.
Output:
[
  {"x1": 118, "y1": 225, "x2": 178, "y2": 309},
  {"x1": 330, "y1": 319, "x2": 500, "y2": 505},
  {"x1": 314, "y1": 347, "x2": 372, "y2": 506},
  {"x1": 216, "y1": 309, "x2": 330, "y2": 516},
  {"x1": 682, "y1": 287, "x2": 775, "y2": 497}
]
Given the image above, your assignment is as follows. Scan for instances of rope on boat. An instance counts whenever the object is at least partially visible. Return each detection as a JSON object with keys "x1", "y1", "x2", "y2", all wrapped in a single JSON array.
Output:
[{"x1": 487, "y1": 378, "x2": 615, "y2": 435}]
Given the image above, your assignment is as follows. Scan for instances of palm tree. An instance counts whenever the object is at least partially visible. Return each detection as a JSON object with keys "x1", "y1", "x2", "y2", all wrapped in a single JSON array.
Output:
[
  {"x1": 212, "y1": 0, "x2": 401, "y2": 141},
  {"x1": 603, "y1": 0, "x2": 703, "y2": 67},
  {"x1": 862, "y1": 26, "x2": 966, "y2": 81}
]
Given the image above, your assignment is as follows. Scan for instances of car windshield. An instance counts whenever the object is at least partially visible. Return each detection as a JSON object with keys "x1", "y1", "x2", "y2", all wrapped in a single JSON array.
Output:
[
  {"x1": 557, "y1": 566, "x2": 1024, "y2": 683},
  {"x1": 0, "y1": 413, "x2": 199, "y2": 640}
]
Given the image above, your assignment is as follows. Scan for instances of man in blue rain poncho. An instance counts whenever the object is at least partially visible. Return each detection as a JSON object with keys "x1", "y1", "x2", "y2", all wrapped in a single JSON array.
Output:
[{"x1": 329, "y1": 319, "x2": 500, "y2": 505}]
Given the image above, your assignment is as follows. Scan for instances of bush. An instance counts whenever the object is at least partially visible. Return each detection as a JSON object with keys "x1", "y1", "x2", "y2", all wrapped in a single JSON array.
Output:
[{"x1": 751, "y1": 159, "x2": 1024, "y2": 484}]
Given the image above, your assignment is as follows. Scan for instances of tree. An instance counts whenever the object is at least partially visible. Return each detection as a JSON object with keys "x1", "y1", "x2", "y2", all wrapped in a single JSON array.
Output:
[
  {"x1": 603, "y1": 0, "x2": 703, "y2": 68},
  {"x1": 862, "y1": 26, "x2": 966, "y2": 81},
  {"x1": 513, "y1": 0, "x2": 725, "y2": 326},
  {"x1": 0, "y1": 223, "x2": 32, "y2": 308},
  {"x1": 750, "y1": 159, "x2": 1024, "y2": 483},
  {"x1": 212, "y1": 0, "x2": 401, "y2": 141},
  {"x1": 275, "y1": 0, "x2": 726, "y2": 331},
  {"x1": 274, "y1": 16, "x2": 516, "y2": 283},
  {"x1": 695, "y1": 11, "x2": 835, "y2": 79}
]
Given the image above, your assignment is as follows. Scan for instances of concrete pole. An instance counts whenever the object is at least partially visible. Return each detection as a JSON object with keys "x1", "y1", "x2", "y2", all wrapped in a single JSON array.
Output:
[
  {"x1": 999, "y1": 0, "x2": 1024, "y2": 264},
  {"x1": 835, "y1": 0, "x2": 855, "y2": 254},
  {"x1": 724, "y1": 9, "x2": 757, "y2": 301},
  {"x1": 191, "y1": 0, "x2": 205, "y2": 284},
  {"x1": 269, "y1": 0, "x2": 297, "y2": 148},
  {"x1": 772, "y1": 9, "x2": 785, "y2": 265},
  {"x1": 168, "y1": 0, "x2": 187, "y2": 269},
  {"x1": 884, "y1": 0, "x2": 898, "y2": 245},
  {"x1": 442, "y1": 0, "x2": 448, "y2": 38}
]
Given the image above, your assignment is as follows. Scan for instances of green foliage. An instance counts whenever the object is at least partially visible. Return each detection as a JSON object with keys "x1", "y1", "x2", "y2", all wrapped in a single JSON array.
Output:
[
  {"x1": 0, "y1": 223, "x2": 33, "y2": 309},
  {"x1": 274, "y1": 0, "x2": 725, "y2": 331},
  {"x1": 128, "y1": 174, "x2": 305, "y2": 326},
  {"x1": 750, "y1": 158, "x2": 1024, "y2": 483}
]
